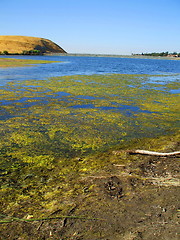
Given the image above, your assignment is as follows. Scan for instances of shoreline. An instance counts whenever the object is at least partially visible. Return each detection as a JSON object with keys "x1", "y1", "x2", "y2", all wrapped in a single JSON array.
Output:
[
  {"x1": 1, "y1": 52, "x2": 179, "y2": 60},
  {"x1": 45, "y1": 52, "x2": 180, "y2": 60}
]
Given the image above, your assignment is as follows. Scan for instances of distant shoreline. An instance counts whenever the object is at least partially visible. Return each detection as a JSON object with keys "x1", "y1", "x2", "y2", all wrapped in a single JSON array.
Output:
[
  {"x1": 45, "y1": 53, "x2": 180, "y2": 60},
  {"x1": 1, "y1": 52, "x2": 179, "y2": 60}
]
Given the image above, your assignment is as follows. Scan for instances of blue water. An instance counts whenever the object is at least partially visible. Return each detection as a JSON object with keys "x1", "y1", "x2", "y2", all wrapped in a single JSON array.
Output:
[{"x1": 0, "y1": 55, "x2": 180, "y2": 84}]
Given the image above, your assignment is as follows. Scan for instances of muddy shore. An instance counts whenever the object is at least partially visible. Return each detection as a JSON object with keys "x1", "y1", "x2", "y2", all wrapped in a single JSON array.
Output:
[{"x1": 0, "y1": 135, "x2": 179, "y2": 240}]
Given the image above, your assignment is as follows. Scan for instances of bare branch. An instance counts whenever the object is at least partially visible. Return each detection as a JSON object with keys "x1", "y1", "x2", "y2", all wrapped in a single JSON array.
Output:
[{"x1": 127, "y1": 150, "x2": 180, "y2": 157}]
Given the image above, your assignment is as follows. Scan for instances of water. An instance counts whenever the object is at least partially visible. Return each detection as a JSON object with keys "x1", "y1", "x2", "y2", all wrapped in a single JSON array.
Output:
[{"x1": 0, "y1": 55, "x2": 180, "y2": 83}]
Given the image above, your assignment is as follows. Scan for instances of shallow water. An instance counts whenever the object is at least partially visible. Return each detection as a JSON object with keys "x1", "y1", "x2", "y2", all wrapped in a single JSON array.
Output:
[{"x1": 0, "y1": 56, "x2": 180, "y2": 156}]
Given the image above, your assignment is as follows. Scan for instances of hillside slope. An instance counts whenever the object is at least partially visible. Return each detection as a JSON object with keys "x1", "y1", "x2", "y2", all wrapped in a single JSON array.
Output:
[{"x1": 0, "y1": 35, "x2": 66, "y2": 54}]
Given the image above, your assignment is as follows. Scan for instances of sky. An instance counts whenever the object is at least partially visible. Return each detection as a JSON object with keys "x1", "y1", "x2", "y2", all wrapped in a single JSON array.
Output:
[{"x1": 1, "y1": 0, "x2": 180, "y2": 55}]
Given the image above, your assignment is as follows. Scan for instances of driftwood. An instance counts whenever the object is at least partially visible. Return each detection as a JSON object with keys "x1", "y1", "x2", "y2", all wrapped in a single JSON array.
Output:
[{"x1": 127, "y1": 150, "x2": 180, "y2": 157}]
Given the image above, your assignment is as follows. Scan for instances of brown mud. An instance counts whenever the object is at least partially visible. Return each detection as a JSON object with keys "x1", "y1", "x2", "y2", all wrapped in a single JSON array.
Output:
[{"x1": 0, "y1": 139, "x2": 179, "y2": 240}]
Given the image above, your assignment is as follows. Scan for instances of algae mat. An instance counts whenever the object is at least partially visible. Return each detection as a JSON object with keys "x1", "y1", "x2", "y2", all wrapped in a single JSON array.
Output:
[
  {"x1": 0, "y1": 73, "x2": 179, "y2": 163},
  {"x1": 0, "y1": 57, "x2": 59, "y2": 68},
  {"x1": 0, "y1": 73, "x2": 179, "y2": 239},
  {"x1": 0, "y1": 73, "x2": 179, "y2": 152}
]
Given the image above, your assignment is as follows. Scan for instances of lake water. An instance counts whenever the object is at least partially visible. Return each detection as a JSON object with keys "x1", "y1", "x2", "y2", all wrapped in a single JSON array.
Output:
[
  {"x1": 0, "y1": 55, "x2": 180, "y2": 82},
  {"x1": 0, "y1": 55, "x2": 180, "y2": 155}
]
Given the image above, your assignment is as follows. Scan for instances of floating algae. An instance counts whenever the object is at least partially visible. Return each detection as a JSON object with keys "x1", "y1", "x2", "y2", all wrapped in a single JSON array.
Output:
[
  {"x1": 2, "y1": 73, "x2": 180, "y2": 147},
  {"x1": 0, "y1": 57, "x2": 60, "y2": 68}
]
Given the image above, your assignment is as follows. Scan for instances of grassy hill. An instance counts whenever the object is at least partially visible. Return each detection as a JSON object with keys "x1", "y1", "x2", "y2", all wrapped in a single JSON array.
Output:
[{"x1": 0, "y1": 35, "x2": 66, "y2": 54}]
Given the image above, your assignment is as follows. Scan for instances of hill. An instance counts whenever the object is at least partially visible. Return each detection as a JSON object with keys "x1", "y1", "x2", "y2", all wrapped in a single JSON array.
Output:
[{"x1": 0, "y1": 35, "x2": 66, "y2": 54}]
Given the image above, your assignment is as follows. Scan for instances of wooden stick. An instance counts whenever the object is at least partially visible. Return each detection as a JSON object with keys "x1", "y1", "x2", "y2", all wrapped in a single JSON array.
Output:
[{"x1": 127, "y1": 150, "x2": 180, "y2": 157}]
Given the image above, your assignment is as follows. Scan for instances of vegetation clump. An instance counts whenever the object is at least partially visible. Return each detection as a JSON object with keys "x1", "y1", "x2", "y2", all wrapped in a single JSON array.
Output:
[
  {"x1": 134, "y1": 51, "x2": 180, "y2": 57},
  {"x1": 0, "y1": 50, "x2": 42, "y2": 55}
]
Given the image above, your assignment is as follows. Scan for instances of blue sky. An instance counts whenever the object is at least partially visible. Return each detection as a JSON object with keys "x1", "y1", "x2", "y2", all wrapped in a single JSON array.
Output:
[{"x1": 1, "y1": 0, "x2": 180, "y2": 54}]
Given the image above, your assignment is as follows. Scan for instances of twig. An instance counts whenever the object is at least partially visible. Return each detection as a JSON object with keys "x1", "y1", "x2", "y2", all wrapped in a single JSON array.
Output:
[
  {"x1": 127, "y1": 150, "x2": 180, "y2": 157},
  {"x1": 62, "y1": 205, "x2": 77, "y2": 228},
  {"x1": 37, "y1": 208, "x2": 62, "y2": 231},
  {"x1": 37, "y1": 221, "x2": 43, "y2": 231}
]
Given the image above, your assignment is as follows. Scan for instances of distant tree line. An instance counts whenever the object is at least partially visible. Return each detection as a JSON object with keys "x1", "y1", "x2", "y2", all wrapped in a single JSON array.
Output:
[
  {"x1": 0, "y1": 50, "x2": 42, "y2": 55},
  {"x1": 133, "y1": 51, "x2": 180, "y2": 57}
]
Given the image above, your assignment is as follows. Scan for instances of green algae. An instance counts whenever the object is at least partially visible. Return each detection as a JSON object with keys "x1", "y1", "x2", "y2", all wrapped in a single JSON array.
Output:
[
  {"x1": 0, "y1": 73, "x2": 179, "y2": 223},
  {"x1": 0, "y1": 58, "x2": 60, "y2": 68},
  {"x1": 3, "y1": 74, "x2": 180, "y2": 147}
]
